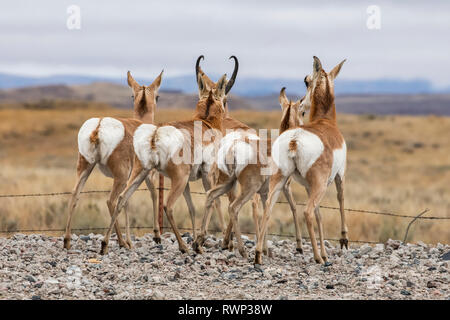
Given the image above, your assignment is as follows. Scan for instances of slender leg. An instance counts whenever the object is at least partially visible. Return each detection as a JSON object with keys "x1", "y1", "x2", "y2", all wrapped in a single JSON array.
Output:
[
  {"x1": 106, "y1": 178, "x2": 129, "y2": 249},
  {"x1": 182, "y1": 183, "x2": 197, "y2": 239},
  {"x1": 163, "y1": 171, "x2": 190, "y2": 254},
  {"x1": 124, "y1": 202, "x2": 133, "y2": 249},
  {"x1": 193, "y1": 177, "x2": 235, "y2": 253},
  {"x1": 303, "y1": 174, "x2": 328, "y2": 264},
  {"x1": 228, "y1": 185, "x2": 260, "y2": 258},
  {"x1": 314, "y1": 207, "x2": 328, "y2": 261},
  {"x1": 283, "y1": 180, "x2": 303, "y2": 253},
  {"x1": 145, "y1": 173, "x2": 160, "y2": 243},
  {"x1": 251, "y1": 194, "x2": 260, "y2": 243},
  {"x1": 254, "y1": 171, "x2": 289, "y2": 265},
  {"x1": 335, "y1": 174, "x2": 348, "y2": 249},
  {"x1": 63, "y1": 155, "x2": 95, "y2": 249},
  {"x1": 259, "y1": 193, "x2": 270, "y2": 256},
  {"x1": 202, "y1": 173, "x2": 225, "y2": 234},
  {"x1": 100, "y1": 167, "x2": 149, "y2": 255}
]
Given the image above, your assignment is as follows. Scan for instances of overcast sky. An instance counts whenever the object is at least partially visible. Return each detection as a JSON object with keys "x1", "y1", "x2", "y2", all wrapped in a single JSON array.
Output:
[{"x1": 0, "y1": 0, "x2": 449, "y2": 88}]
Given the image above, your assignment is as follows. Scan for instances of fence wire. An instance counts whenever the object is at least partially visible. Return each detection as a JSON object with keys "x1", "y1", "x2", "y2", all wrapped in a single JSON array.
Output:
[{"x1": 0, "y1": 187, "x2": 448, "y2": 244}]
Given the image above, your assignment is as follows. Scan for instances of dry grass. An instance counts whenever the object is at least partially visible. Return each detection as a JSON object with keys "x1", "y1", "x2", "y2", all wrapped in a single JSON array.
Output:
[{"x1": 0, "y1": 102, "x2": 449, "y2": 244}]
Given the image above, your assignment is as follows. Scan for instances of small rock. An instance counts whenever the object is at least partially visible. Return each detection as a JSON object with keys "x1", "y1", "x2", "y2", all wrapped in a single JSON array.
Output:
[
  {"x1": 204, "y1": 238, "x2": 217, "y2": 248},
  {"x1": 400, "y1": 290, "x2": 411, "y2": 296},
  {"x1": 26, "y1": 275, "x2": 37, "y2": 283},
  {"x1": 326, "y1": 284, "x2": 334, "y2": 289},
  {"x1": 80, "y1": 235, "x2": 91, "y2": 242},
  {"x1": 426, "y1": 281, "x2": 438, "y2": 288},
  {"x1": 31, "y1": 295, "x2": 41, "y2": 300},
  {"x1": 151, "y1": 289, "x2": 165, "y2": 300},
  {"x1": 441, "y1": 251, "x2": 450, "y2": 261},
  {"x1": 386, "y1": 239, "x2": 401, "y2": 250},
  {"x1": 360, "y1": 244, "x2": 372, "y2": 255}
]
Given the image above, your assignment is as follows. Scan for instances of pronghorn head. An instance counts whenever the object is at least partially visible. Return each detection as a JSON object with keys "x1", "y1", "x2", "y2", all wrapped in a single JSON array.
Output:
[
  {"x1": 279, "y1": 87, "x2": 306, "y2": 133},
  {"x1": 195, "y1": 72, "x2": 228, "y2": 128},
  {"x1": 127, "y1": 70, "x2": 163, "y2": 123},
  {"x1": 195, "y1": 55, "x2": 238, "y2": 114},
  {"x1": 300, "y1": 56, "x2": 346, "y2": 121}
]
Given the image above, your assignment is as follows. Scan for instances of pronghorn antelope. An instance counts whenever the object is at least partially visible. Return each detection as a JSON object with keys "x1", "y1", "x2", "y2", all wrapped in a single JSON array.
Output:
[
  {"x1": 99, "y1": 72, "x2": 229, "y2": 255},
  {"x1": 193, "y1": 88, "x2": 306, "y2": 258},
  {"x1": 63, "y1": 71, "x2": 163, "y2": 250},
  {"x1": 193, "y1": 55, "x2": 260, "y2": 242},
  {"x1": 254, "y1": 56, "x2": 348, "y2": 265}
]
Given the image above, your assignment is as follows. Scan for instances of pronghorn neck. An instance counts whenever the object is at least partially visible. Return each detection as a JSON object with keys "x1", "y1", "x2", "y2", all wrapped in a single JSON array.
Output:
[
  {"x1": 193, "y1": 95, "x2": 224, "y2": 131},
  {"x1": 280, "y1": 104, "x2": 301, "y2": 134},
  {"x1": 134, "y1": 95, "x2": 155, "y2": 124},
  {"x1": 309, "y1": 82, "x2": 337, "y2": 122}
]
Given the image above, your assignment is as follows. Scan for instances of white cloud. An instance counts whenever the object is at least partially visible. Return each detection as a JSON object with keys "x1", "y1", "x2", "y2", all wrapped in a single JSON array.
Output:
[{"x1": 0, "y1": 0, "x2": 449, "y2": 87}]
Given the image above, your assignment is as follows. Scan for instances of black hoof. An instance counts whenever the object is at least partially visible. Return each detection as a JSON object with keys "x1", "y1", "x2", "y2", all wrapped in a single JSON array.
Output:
[
  {"x1": 340, "y1": 238, "x2": 349, "y2": 249},
  {"x1": 100, "y1": 241, "x2": 108, "y2": 255},
  {"x1": 254, "y1": 251, "x2": 262, "y2": 265},
  {"x1": 63, "y1": 238, "x2": 71, "y2": 250},
  {"x1": 296, "y1": 247, "x2": 303, "y2": 254},
  {"x1": 153, "y1": 237, "x2": 161, "y2": 244}
]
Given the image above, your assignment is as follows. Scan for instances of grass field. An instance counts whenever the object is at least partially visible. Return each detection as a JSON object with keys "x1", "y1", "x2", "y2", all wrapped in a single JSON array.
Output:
[{"x1": 0, "y1": 101, "x2": 449, "y2": 244}]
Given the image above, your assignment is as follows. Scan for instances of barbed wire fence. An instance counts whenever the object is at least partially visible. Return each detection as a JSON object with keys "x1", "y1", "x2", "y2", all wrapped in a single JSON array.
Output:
[{"x1": 0, "y1": 187, "x2": 448, "y2": 245}]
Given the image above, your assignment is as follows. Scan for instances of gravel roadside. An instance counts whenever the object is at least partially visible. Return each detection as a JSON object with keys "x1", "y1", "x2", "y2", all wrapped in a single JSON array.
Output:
[{"x1": 0, "y1": 233, "x2": 448, "y2": 300}]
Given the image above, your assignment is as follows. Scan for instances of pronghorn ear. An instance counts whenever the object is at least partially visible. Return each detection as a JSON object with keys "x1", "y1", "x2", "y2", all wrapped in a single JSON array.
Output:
[
  {"x1": 150, "y1": 70, "x2": 163, "y2": 91},
  {"x1": 329, "y1": 59, "x2": 346, "y2": 81},
  {"x1": 279, "y1": 87, "x2": 289, "y2": 108},
  {"x1": 214, "y1": 74, "x2": 228, "y2": 99},
  {"x1": 197, "y1": 74, "x2": 211, "y2": 98},
  {"x1": 127, "y1": 71, "x2": 140, "y2": 91},
  {"x1": 312, "y1": 56, "x2": 322, "y2": 77}
]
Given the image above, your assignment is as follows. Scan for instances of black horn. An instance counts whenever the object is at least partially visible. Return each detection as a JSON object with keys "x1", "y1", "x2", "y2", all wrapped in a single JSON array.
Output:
[
  {"x1": 195, "y1": 55, "x2": 204, "y2": 82},
  {"x1": 225, "y1": 55, "x2": 239, "y2": 94}
]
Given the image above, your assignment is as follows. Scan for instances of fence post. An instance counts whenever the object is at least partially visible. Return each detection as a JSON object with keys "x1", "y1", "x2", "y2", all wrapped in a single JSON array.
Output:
[{"x1": 158, "y1": 174, "x2": 164, "y2": 235}]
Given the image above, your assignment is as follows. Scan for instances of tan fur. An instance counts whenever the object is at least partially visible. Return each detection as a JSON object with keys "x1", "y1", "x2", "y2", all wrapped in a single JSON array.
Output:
[
  {"x1": 100, "y1": 73, "x2": 229, "y2": 255},
  {"x1": 255, "y1": 57, "x2": 348, "y2": 265},
  {"x1": 63, "y1": 72, "x2": 163, "y2": 251},
  {"x1": 193, "y1": 87, "x2": 306, "y2": 257}
]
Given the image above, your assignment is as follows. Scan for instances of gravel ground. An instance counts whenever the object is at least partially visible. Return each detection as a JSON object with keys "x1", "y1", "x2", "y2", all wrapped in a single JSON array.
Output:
[{"x1": 0, "y1": 233, "x2": 448, "y2": 300}]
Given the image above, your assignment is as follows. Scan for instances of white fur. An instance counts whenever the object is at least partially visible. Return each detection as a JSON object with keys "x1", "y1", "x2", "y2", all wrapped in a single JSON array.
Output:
[
  {"x1": 217, "y1": 131, "x2": 259, "y2": 177},
  {"x1": 133, "y1": 124, "x2": 158, "y2": 168},
  {"x1": 78, "y1": 117, "x2": 100, "y2": 164},
  {"x1": 202, "y1": 142, "x2": 216, "y2": 174},
  {"x1": 97, "y1": 117, "x2": 125, "y2": 165},
  {"x1": 328, "y1": 141, "x2": 347, "y2": 185},
  {"x1": 133, "y1": 124, "x2": 185, "y2": 170},
  {"x1": 272, "y1": 128, "x2": 324, "y2": 177},
  {"x1": 77, "y1": 117, "x2": 125, "y2": 165}
]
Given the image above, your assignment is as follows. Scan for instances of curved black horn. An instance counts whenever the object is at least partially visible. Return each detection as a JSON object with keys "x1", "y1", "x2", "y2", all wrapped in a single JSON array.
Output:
[
  {"x1": 225, "y1": 55, "x2": 239, "y2": 94},
  {"x1": 195, "y1": 55, "x2": 204, "y2": 82}
]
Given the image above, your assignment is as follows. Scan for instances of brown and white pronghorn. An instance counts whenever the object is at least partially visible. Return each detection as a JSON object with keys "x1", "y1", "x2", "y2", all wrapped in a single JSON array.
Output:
[
  {"x1": 193, "y1": 87, "x2": 306, "y2": 258},
  {"x1": 99, "y1": 72, "x2": 229, "y2": 255},
  {"x1": 254, "y1": 56, "x2": 348, "y2": 265},
  {"x1": 63, "y1": 71, "x2": 163, "y2": 250},
  {"x1": 192, "y1": 56, "x2": 262, "y2": 242}
]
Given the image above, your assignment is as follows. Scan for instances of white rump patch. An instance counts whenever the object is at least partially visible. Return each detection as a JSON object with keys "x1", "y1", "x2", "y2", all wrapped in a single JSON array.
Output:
[
  {"x1": 329, "y1": 141, "x2": 347, "y2": 185},
  {"x1": 272, "y1": 128, "x2": 324, "y2": 177},
  {"x1": 133, "y1": 124, "x2": 158, "y2": 168},
  {"x1": 133, "y1": 124, "x2": 185, "y2": 170},
  {"x1": 217, "y1": 131, "x2": 259, "y2": 177},
  {"x1": 78, "y1": 117, "x2": 100, "y2": 164},
  {"x1": 78, "y1": 117, "x2": 125, "y2": 165},
  {"x1": 97, "y1": 117, "x2": 125, "y2": 165}
]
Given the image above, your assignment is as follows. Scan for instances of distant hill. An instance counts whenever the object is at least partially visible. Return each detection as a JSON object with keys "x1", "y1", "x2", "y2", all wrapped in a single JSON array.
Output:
[
  {"x1": 0, "y1": 81, "x2": 449, "y2": 115},
  {"x1": 0, "y1": 72, "x2": 447, "y2": 96}
]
